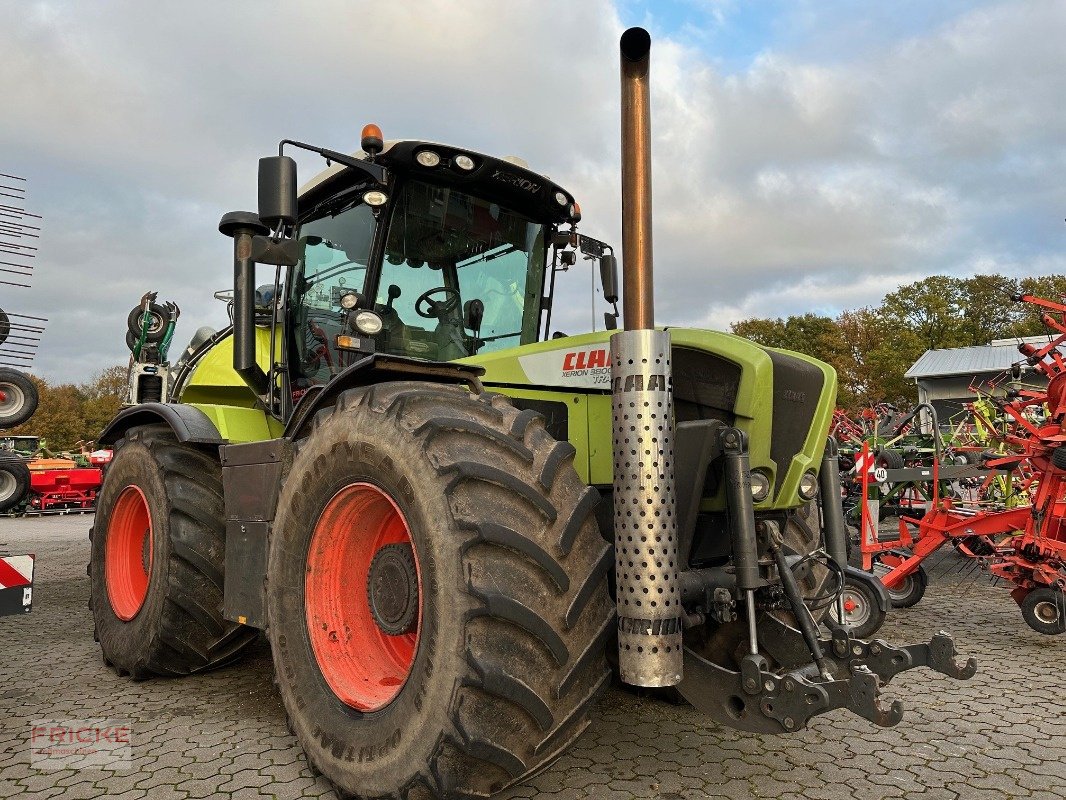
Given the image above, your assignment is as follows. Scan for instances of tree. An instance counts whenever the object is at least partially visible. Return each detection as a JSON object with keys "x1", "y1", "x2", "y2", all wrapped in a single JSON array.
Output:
[
  {"x1": 81, "y1": 366, "x2": 129, "y2": 445},
  {"x1": 835, "y1": 308, "x2": 920, "y2": 408},
  {"x1": 880, "y1": 276, "x2": 968, "y2": 351},
  {"x1": 960, "y1": 274, "x2": 1022, "y2": 344}
]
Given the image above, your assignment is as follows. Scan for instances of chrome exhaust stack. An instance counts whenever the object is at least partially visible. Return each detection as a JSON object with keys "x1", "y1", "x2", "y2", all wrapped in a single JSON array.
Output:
[{"x1": 611, "y1": 27, "x2": 682, "y2": 687}]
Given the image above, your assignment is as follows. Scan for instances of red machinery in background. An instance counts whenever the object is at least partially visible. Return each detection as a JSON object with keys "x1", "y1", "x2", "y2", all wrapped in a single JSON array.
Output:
[
  {"x1": 861, "y1": 293, "x2": 1066, "y2": 635},
  {"x1": 26, "y1": 465, "x2": 103, "y2": 512}
]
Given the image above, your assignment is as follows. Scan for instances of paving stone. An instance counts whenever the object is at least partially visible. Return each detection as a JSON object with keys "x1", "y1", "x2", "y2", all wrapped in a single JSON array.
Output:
[{"x1": 2, "y1": 515, "x2": 1063, "y2": 800}]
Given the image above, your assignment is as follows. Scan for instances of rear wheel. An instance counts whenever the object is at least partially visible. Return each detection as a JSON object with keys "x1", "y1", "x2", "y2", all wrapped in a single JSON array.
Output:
[
  {"x1": 1020, "y1": 587, "x2": 1066, "y2": 635},
  {"x1": 267, "y1": 383, "x2": 613, "y2": 799},
  {"x1": 89, "y1": 426, "x2": 256, "y2": 677},
  {"x1": 873, "y1": 558, "x2": 927, "y2": 608}
]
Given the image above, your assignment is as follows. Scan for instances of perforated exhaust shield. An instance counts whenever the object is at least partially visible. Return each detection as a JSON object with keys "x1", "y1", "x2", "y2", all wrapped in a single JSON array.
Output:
[{"x1": 611, "y1": 328, "x2": 682, "y2": 686}]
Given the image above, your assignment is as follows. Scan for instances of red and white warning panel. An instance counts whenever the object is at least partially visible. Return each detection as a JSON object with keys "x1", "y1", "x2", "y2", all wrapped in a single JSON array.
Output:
[{"x1": 0, "y1": 554, "x2": 34, "y2": 616}]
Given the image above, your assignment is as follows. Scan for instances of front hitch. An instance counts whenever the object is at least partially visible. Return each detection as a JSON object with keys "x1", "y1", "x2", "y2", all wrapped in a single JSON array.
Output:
[{"x1": 677, "y1": 616, "x2": 976, "y2": 734}]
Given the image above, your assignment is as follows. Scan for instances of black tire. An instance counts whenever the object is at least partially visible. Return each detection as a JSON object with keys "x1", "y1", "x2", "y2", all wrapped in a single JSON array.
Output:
[
  {"x1": 89, "y1": 425, "x2": 256, "y2": 678},
  {"x1": 0, "y1": 368, "x2": 39, "y2": 429},
  {"x1": 1020, "y1": 587, "x2": 1066, "y2": 635},
  {"x1": 1052, "y1": 445, "x2": 1066, "y2": 472},
  {"x1": 875, "y1": 448, "x2": 904, "y2": 470},
  {"x1": 125, "y1": 329, "x2": 138, "y2": 353},
  {"x1": 829, "y1": 572, "x2": 887, "y2": 638},
  {"x1": 873, "y1": 560, "x2": 927, "y2": 608},
  {"x1": 127, "y1": 303, "x2": 168, "y2": 343},
  {"x1": 0, "y1": 456, "x2": 30, "y2": 512},
  {"x1": 267, "y1": 383, "x2": 613, "y2": 799}
]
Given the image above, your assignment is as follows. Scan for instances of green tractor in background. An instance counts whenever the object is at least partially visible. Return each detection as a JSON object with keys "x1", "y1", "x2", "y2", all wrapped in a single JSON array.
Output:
[{"x1": 90, "y1": 28, "x2": 975, "y2": 800}]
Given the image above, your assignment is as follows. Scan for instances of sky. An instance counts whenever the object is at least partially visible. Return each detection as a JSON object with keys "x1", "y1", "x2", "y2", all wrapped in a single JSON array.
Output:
[{"x1": 2, "y1": 0, "x2": 1064, "y2": 383}]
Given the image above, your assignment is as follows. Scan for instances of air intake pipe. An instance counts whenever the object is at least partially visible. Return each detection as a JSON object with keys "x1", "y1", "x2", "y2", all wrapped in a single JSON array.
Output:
[
  {"x1": 219, "y1": 211, "x2": 271, "y2": 398},
  {"x1": 611, "y1": 27, "x2": 682, "y2": 687}
]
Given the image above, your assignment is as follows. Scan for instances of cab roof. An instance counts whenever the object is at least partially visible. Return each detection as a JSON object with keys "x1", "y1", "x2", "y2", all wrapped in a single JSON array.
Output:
[{"x1": 298, "y1": 139, "x2": 579, "y2": 225}]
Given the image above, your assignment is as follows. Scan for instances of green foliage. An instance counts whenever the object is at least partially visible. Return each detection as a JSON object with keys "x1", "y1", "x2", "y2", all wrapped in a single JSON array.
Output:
[
  {"x1": 4, "y1": 365, "x2": 127, "y2": 450},
  {"x1": 731, "y1": 273, "x2": 1066, "y2": 412}
]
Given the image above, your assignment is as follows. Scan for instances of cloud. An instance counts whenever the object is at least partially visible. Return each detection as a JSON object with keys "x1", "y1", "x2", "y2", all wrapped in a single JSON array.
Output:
[{"x1": 1, "y1": 0, "x2": 1064, "y2": 382}]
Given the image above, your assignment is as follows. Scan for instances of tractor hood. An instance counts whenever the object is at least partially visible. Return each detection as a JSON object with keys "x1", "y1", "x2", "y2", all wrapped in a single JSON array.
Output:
[{"x1": 460, "y1": 328, "x2": 837, "y2": 505}]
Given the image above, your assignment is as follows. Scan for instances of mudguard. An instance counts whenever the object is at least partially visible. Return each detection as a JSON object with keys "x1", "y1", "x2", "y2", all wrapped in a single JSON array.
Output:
[
  {"x1": 283, "y1": 352, "x2": 484, "y2": 440},
  {"x1": 98, "y1": 402, "x2": 225, "y2": 447}
]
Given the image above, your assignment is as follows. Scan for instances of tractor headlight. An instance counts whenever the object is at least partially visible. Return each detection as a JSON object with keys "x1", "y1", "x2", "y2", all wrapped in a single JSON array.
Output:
[
  {"x1": 353, "y1": 310, "x2": 384, "y2": 336},
  {"x1": 453, "y1": 154, "x2": 475, "y2": 171},
  {"x1": 339, "y1": 291, "x2": 359, "y2": 310},
  {"x1": 416, "y1": 149, "x2": 441, "y2": 167},
  {"x1": 798, "y1": 470, "x2": 819, "y2": 501},
  {"x1": 362, "y1": 190, "x2": 388, "y2": 207},
  {"x1": 750, "y1": 470, "x2": 771, "y2": 503}
]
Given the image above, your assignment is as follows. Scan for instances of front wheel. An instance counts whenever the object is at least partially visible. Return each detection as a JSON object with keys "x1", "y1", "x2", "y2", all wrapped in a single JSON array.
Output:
[
  {"x1": 267, "y1": 383, "x2": 613, "y2": 799},
  {"x1": 829, "y1": 572, "x2": 887, "y2": 639},
  {"x1": 1020, "y1": 587, "x2": 1066, "y2": 635}
]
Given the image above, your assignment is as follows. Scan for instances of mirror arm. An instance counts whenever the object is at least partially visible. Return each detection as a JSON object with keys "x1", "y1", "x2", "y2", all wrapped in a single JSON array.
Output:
[{"x1": 279, "y1": 139, "x2": 387, "y2": 185}]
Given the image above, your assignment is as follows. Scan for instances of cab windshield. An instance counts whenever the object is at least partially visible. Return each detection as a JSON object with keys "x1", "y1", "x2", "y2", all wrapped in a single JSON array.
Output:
[
  {"x1": 375, "y1": 180, "x2": 547, "y2": 361},
  {"x1": 289, "y1": 179, "x2": 547, "y2": 387}
]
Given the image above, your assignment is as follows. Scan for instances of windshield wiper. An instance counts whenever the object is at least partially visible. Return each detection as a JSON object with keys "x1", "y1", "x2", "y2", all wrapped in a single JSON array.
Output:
[{"x1": 458, "y1": 244, "x2": 517, "y2": 268}]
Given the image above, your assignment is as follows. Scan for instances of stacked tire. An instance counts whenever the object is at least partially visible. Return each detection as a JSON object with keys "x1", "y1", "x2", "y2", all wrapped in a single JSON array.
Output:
[
  {"x1": 0, "y1": 455, "x2": 30, "y2": 513},
  {"x1": 0, "y1": 367, "x2": 38, "y2": 514}
]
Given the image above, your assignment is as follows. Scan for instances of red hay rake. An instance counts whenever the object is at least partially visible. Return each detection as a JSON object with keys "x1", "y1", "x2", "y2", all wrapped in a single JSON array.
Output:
[{"x1": 862, "y1": 294, "x2": 1066, "y2": 634}]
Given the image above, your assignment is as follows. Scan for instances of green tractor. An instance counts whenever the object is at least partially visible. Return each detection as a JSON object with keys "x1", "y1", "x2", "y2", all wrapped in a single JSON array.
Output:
[{"x1": 91, "y1": 28, "x2": 975, "y2": 800}]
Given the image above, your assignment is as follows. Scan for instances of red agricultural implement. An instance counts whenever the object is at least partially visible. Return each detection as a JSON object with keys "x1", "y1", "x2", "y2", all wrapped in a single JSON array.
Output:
[
  {"x1": 27, "y1": 465, "x2": 103, "y2": 513},
  {"x1": 861, "y1": 294, "x2": 1066, "y2": 635}
]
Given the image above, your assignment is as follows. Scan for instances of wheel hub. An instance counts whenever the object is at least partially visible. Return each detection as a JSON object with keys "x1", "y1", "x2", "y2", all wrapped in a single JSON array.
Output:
[
  {"x1": 1034, "y1": 600, "x2": 1060, "y2": 624},
  {"x1": 367, "y1": 543, "x2": 418, "y2": 635}
]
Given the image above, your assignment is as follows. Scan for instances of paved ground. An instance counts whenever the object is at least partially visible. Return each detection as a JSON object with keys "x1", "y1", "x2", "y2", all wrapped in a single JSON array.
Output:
[{"x1": 1, "y1": 515, "x2": 1063, "y2": 800}]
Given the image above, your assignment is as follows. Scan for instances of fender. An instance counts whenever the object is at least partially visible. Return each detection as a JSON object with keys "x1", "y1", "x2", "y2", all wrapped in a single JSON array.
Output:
[
  {"x1": 843, "y1": 565, "x2": 892, "y2": 614},
  {"x1": 98, "y1": 402, "x2": 226, "y2": 447},
  {"x1": 284, "y1": 352, "x2": 485, "y2": 440}
]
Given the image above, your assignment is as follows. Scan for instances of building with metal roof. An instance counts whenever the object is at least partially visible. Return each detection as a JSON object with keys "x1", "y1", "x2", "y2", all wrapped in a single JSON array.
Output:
[{"x1": 904, "y1": 336, "x2": 1051, "y2": 424}]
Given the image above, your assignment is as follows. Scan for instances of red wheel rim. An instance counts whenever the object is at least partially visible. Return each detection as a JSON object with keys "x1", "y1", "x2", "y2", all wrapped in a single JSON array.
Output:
[
  {"x1": 105, "y1": 486, "x2": 153, "y2": 621},
  {"x1": 305, "y1": 483, "x2": 421, "y2": 711}
]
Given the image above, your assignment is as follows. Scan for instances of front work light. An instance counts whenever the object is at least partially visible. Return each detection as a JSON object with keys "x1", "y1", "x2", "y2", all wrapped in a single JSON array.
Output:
[
  {"x1": 750, "y1": 470, "x2": 771, "y2": 503},
  {"x1": 353, "y1": 310, "x2": 384, "y2": 336},
  {"x1": 416, "y1": 150, "x2": 441, "y2": 167},
  {"x1": 363, "y1": 190, "x2": 388, "y2": 207}
]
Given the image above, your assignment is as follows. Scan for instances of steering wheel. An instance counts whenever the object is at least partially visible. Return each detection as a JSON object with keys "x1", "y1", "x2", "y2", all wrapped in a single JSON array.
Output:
[{"x1": 415, "y1": 287, "x2": 461, "y2": 319}]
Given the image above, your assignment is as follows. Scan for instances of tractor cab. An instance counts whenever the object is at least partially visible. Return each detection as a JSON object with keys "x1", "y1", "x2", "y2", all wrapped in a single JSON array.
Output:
[{"x1": 286, "y1": 135, "x2": 617, "y2": 391}]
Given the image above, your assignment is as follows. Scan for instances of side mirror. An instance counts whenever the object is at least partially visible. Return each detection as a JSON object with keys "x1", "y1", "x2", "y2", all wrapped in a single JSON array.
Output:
[
  {"x1": 600, "y1": 254, "x2": 619, "y2": 303},
  {"x1": 258, "y1": 156, "x2": 298, "y2": 231}
]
